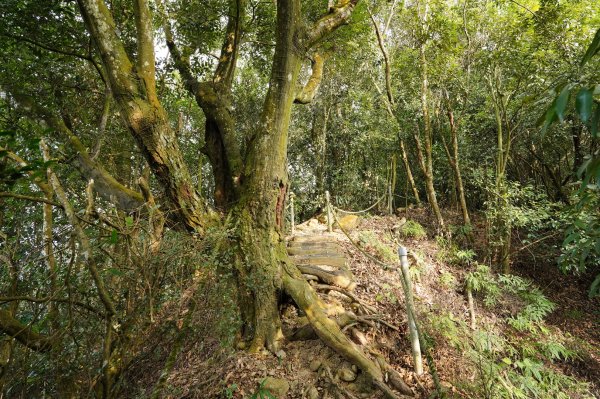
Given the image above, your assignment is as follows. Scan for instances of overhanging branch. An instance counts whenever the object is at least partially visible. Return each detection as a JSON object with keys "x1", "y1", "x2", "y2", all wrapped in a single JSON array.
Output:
[
  {"x1": 305, "y1": 0, "x2": 360, "y2": 49},
  {"x1": 0, "y1": 310, "x2": 54, "y2": 352}
]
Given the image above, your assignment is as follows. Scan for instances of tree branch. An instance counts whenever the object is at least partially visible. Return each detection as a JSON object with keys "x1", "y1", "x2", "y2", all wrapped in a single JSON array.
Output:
[
  {"x1": 0, "y1": 192, "x2": 62, "y2": 207},
  {"x1": 213, "y1": 0, "x2": 246, "y2": 88},
  {"x1": 76, "y1": 0, "x2": 139, "y2": 98},
  {"x1": 41, "y1": 140, "x2": 117, "y2": 317},
  {"x1": 368, "y1": 8, "x2": 394, "y2": 106},
  {"x1": 305, "y1": 0, "x2": 360, "y2": 49},
  {"x1": 78, "y1": 0, "x2": 216, "y2": 231},
  {"x1": 156, "y1": 0, "x2": 200, "y2": 95},
  {"x1": 294, "y1": 53, "x2": 325, "y2": 104},
  {"x1": 9, "y1": 91, "x2": 144, "y2": 211},
  {"x1": 158, "y1": 0, "x2": 244, "y2": 205},
  {"x1": 0, "y1": 310, "x2": 54, "y2": 352},
  {"x1": 133, "y1": 0, "x2": 158, "y2": 105}
]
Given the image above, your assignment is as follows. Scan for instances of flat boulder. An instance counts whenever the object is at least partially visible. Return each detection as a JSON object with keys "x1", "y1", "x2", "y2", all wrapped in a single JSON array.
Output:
[{"x1": 335, "y1": 215, "x2": 360, "y2": 231}]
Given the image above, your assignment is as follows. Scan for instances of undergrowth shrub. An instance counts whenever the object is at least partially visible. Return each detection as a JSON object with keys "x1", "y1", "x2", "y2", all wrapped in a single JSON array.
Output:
[
  {"x1": 398, "y1": 220, "x2": 427, "y2": 239},
  {"x1": 436, "y1": 236, "x2": 476, "y2": 267},
  {"x1": 357, "y1": 230, "x2": 396, "y2": 263},
  {"x1": 425, "y1": 266, "x2": 594, "y2": 399},
  {"x1": 439, "y1": 271, "x2": 457, "y2": 290},
  {"x1": 558, "y1": 191, "x2": 600, "y2": 298}
]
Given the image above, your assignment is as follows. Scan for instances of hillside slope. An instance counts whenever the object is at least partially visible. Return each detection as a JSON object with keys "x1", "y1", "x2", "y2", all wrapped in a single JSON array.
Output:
[{"x1": 126, "y1": 212, "x2": 599, "y2": 399}]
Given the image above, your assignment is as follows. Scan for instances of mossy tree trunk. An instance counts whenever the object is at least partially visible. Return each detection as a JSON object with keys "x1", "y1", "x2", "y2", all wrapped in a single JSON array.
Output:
[
  {"x1": 231, "y1": 0, "x2": 303, "y2": 350},
  {"x1": 77, "y1": 0, "x2": 364, "y2": 355}
]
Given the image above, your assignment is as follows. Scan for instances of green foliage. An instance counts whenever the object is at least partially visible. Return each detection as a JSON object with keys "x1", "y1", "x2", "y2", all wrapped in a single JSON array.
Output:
[
  {"x1": 497, "y1": 274, "x2": 557, "y2": 332},
  {"x1": 222, "y1": 380, "x2": 276, "y2": 399},
  {"x1": 464, "y1": 330, "x2": 591, "y2": 399},
  {"x1": 398, "y1": 220, "x2": 427, "y2": 239},
  {"x1": 466, "y1": 264, "x2": 556, "y2": 329},
  {"x1": 357, "y1": 230, "x2": 397, "y2": 263},
  {"x1": 427, "y1": 279, "x2": 592, "y2": 399},
  {"x1": 249, "y1": 380, "x2": 276, "y2": 399},
  {"x1": 436, "y1": 236, "x2": 476, "y2": 267},
  {"x1": 581, "y1": 27, "x2": 600, "y2": 66},
  {"x1": 375, "y1": 283, "x2": 398, "y2": 304},
  {"x1": 474, "y1": 171, "x2": 560, "y2": 265},
  {"x1": 224, "y1": 384, "x2": 238, "y2": 399},
  {"x1": 538, "y1": 27, "x2": 600, "y2": 297},
  {"x1": 449, "y1": 223, "x2": 474, "y2": 246},
  {"x1": 558, "y1": 192, "x2": 600, "y2": 298},
  {"x1": 439, "y1": 271, "x2": 456, "y2": 289},
  {"x1": 465, "y1": 264, "x2": 502, "y2": 307}
]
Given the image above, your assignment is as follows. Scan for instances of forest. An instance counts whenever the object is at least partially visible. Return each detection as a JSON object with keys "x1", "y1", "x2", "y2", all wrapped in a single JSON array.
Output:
[{"x1": 0, "y1": 0, "x2": 599, "y2": 398}]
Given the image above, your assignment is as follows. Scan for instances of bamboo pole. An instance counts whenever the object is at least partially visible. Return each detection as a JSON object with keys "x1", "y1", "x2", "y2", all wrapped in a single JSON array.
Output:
[
  {"x1": 467, "y1": 286, "x2": 476, "y2": 330},
  {"x1": 398, "y1": 246, "x2": 423, "y2": 375}
]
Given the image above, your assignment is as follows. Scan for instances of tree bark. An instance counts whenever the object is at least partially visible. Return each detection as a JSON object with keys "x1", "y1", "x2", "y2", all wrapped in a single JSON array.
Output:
[
  {"x1": 442, "y1": 100, "x2": 471, "y2": 226},
  {"x1": 418, "y1": 26, "x2": 445, "y2": 230},
  {"x1": 77, "y1": 0, "x2": 215, "y2": 232},
  {"x1": 400, "y1": 140, "x2": 421, "y2": 206}
]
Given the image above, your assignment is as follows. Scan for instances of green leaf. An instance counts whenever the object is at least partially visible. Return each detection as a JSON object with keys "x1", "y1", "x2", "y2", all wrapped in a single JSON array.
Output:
[
  {"x1": 581, "y1": 27, "x2": 600, "y2": 67},
  {"x1": 106, "y1": 268, "x2": 124, "y2": 276},
  {"x1": 125, "y1": 216, "x2": 134, "y2": 227},
  {"x1": 555, "y1": 86, "x2": 571, "y2": 123},
  {"x1": 502, "y1": 357, "x2": 512, "y2": 365},
  {"x1": 591, "y1": 104, "x2": 600, "y2": 138},
  {"x1": 110, "y1": 229, "x2": 118, "y2": 244},
  {"x1": 540, "y1": 105, "x2": 557, "y2": 134},
  {"x1": 575, "y1": 88, "x2": 593, "y2": 122}
]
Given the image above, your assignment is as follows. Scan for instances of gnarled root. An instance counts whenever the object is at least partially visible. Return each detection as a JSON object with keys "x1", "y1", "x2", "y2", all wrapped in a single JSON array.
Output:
[{"x1": 283, "y1": 262, "x2": 411, "y2": 399}]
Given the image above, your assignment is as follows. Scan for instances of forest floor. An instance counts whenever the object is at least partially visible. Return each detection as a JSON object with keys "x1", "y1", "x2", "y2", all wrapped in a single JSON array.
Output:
[{"x1": 127, "y1": 210, "x2": 599, "y2": 399}]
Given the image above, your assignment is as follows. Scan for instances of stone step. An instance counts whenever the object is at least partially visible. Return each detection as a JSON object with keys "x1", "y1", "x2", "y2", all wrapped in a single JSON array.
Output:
[
  {"x1": 287, "y1": 241, "x2": 341, "y2": 251},
  {"x1": 287, "y1": 246, "x2": 343, "y2": 256},
  {"x1": 289, "y1": 235, "x2": 338, "y2": 244},
  {"x1": 291, "y1": 255, "x2": 347, "y2": 268}
]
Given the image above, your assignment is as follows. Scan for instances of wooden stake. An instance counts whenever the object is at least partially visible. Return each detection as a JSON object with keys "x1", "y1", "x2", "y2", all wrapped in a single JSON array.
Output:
[{"x1": 398, "y1": 246, "x2": 423, "y2": 375}]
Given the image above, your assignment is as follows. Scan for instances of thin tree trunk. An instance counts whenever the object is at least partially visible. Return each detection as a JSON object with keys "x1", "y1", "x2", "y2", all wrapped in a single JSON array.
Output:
[
  {"x1": 418, "y1": 30, "x2": 445, "y2": 230},
  {"x1": 313, "y1": 106, "x2": 329, "y2": 196},
  {"x1": 489, "y1": 71, "x2": 511, "y2": 273},
  {"x1": 400, "y1": 140, "x2": 421, "y2": 207},
  {"x1": 442, "y1": 99, "x2": 471, "y2": 226}
]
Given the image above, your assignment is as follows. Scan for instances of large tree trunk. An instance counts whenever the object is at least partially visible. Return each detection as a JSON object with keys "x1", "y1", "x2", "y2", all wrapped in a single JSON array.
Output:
[{"x1": 233, "y1": 0, "x2": 302, "y2": 351}]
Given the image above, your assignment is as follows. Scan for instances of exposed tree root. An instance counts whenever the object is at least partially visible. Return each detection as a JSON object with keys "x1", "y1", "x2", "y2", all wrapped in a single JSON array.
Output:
[
  {"x1": 283, "y1": 262, "x2": 411, "y2": 399},
  {"x1": 297, "y1": 264, "x2": 355, "y2": 290},
  {"x1": 313, "y1": 283, "x2": 377, "y2": 314}
]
